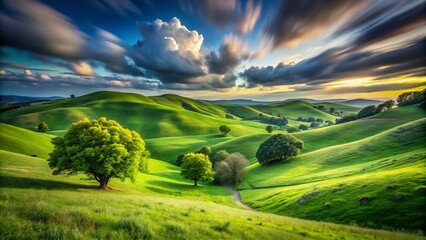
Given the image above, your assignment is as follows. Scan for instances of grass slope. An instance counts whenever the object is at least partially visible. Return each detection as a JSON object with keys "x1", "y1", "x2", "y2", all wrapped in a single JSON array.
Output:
[
  {"x1": 0, "y1": 123, "x2": 54, "y2": 159},
  {"x1": 0, "y1": 91, "x2": 354, "y2": 139},
  {"x1": 0, "y1": 91, "x2": 269, "y2": 139},
  {"x1": 250, "y1": 101, "x2": 338, "y2": 121},
  {"x1": 1, "y1": 150, "x2": 423, "y2": 240},
  {"x1": 237, "y1": 118, "x2": 426, "y2": 232}
]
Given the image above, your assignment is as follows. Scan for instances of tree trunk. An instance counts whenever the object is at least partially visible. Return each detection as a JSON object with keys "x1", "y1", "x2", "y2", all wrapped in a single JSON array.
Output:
[
  {"x1": 194, "y1": 179, "x2": 198, "y2": 186},
  {"x1": 99, "y1": 177, "x2": 110, "y2": 190}
]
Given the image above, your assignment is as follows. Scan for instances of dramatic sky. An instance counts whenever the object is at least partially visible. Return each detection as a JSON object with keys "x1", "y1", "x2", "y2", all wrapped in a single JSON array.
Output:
[{"x1": 0, "y1": 0, "x2": 425, "y2": 100}]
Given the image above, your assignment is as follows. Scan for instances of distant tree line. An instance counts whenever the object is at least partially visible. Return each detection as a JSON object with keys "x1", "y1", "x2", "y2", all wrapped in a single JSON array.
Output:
[{"x1": 336, "y1": 88, "x2": 425, "y2": 124}]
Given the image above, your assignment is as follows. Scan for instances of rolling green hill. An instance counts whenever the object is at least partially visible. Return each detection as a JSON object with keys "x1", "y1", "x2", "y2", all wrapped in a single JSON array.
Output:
[
  {"x1": 0, "y1": 91, "x2": 347, "y2": 139},
  {"x1": 0, "y1": 123, "x2": 54, "y2": 159}
]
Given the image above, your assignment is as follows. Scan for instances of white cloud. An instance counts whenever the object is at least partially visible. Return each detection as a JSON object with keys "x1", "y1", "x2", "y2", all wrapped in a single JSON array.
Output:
[
  {"x1": 70, "y1": 61, "x2": 95, "y2": 76},
  {"x1": 24, "y1": 69, "x2": 32, "y2": 75}
]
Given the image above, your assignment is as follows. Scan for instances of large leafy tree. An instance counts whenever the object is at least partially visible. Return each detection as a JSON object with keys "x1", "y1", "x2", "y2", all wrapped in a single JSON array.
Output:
[
  {"x1": 180, "y1": 153, "x2": 214, "y2": 186},
  {"x1": 48, "y1": 117, "x2": 149, "y2": 190},
  {"x1": 256, "y1": 134, "x2": 304, "y2": 165}
]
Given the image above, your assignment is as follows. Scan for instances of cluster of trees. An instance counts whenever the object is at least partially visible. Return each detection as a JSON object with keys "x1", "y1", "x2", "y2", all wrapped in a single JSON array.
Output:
[
  {"x1": 48, "y1": 117, "x2": 150, "y2": 190},
  {"x1": 337, "y1": 100, "x2": 396, "y2": 124},
  {"x1": 177, "y1": 146, "x2": 249, "y2": 186},
  {"x1": 256, "y1": 134, "x2": 304, "y2": 165},
  {"x1": 313, "y1": 105, "x2": 342, "y2": 116},
  {"x1": 258, "y1": 113, "x2": 288, "y2": 126},
  {"x1": 47, "y1": 117, "x2": 307, "y2": 189},
  {"x1": 296, "y1": 116, "x2": 325, "y2": 123},
  {"x1": 397, "y1": 89, "x2": 425, "y2": 107},
  {"x1": 337, "y1": 89, "x2": 425, "y2": 125}
]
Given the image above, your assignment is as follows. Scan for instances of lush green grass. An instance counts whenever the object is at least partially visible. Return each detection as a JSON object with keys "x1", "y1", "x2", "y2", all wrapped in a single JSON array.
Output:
[
  {"x1": 236, "y1": 118, "x2": 426, "y2": 232},
  {"x1": 1, "y1": 150, "x2": 424, "y2": 240},
  {"x1": 0, "y1": 123, "x2": 54, "y2": 159}
]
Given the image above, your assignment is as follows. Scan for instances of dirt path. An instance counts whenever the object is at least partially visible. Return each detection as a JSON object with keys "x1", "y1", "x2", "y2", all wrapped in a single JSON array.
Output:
[{"x1": 225, "y1": 185, "x2": 256, "y2": 211}]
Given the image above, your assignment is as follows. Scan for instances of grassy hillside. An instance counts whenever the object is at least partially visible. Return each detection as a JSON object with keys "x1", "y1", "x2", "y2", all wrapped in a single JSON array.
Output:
[
  {"x1": 237, "y1": 119, "x2": 426, "y2": 232},
  {"x1": 0, "y1": 91, "x2": 269, "y2": 139},
  {"x1": 1, "y1": 151, "x2": 423, "y2": 239},
  {"x1": 0, "y1": 91, "x2": 351, "y2": 139},
  {"x1": 250, "y1": 101, "x2": 338, "y2": 122},
  {"x1": 0, "y1": 123, "x2": 54, "y2": 159}
]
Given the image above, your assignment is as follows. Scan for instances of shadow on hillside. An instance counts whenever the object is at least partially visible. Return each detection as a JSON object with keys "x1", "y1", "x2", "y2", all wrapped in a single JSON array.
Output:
[{"x1": 0, "y1": 176, "x2": 96, "y2": 191}]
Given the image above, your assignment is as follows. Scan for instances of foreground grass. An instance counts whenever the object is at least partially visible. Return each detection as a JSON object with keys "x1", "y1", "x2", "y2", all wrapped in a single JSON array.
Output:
[{"x1": 1, "y1": 151, "x2": 424, "y2": 240}]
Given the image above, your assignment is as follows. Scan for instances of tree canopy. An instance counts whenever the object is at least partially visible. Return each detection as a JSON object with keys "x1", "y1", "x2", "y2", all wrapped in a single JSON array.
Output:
[
  {"x1": 180, "y1": 153, "x2": 214, "y2": 186},
  {"x1": 265, "y1": 125, "x2": 274, "y2": 133},
  {"x1": 211, "y1": 150, "x2": 229, "y2": 164},
  {"x1": 38, "y1": 122, "x2": 49, "y2": 132},
  {"x1": 219, "y1": 125, "x2": 231, "y2": 136},
  {"x1": 48, "y1": 117, "x2": 149, "y2": 190},
  {"x1": 256, "y1": 134, "x2": 304, "y2": 165}
]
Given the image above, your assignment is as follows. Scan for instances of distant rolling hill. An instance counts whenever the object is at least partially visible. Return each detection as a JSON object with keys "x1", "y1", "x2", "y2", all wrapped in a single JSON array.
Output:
[
  {"x1": 0, "y1": 95, "x2": 64, "y2": 103},
  {"x1": 0, "y1": 91, "x2": 347, "y2": 138},
  {"x1": 201, "y1": 98, "x2": 383, "y2": 107},
  {"x1": 335, "y1": 98, "x2": 384, "y2": 107}
]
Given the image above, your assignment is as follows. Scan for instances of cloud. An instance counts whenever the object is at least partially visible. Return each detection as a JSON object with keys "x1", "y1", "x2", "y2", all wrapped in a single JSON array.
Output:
[
  {"x1": 69, "y1": 61, "x2": 95, "y2": 76},
  {"x1": 336, "y1": 0, "x2": 425, "y2": 50},
  {"x1": 24, "y1": 69, "x2": 32, "y2": 76},
  {"x1": 130, "y1": 17, "x2": 207, "y2": 83},
  {"x1": 0, "y1": 1, "x2": 238, "y2": 90},
  {"x1": 236, "y1": 0, "x2": 262, "y2": 35},
  {"x1": 205, "y1": 34, "x2": 249, "y2": 74},
  {"x1": 91, "y1": 0, "x2": 142, "y2": 17},
  {"x1": 326, "y1": 82, "x2": 426, "y2": 94},
  {"x1": 262, "y1": 0, "x2": 367, "y2": 48},
  {"x1": 197, "y1": 0, "x2": 238, "y2": 28},
  {"x1": 240, "y1": 37, "x2": 426, "y2": 87},
  {"x1": 0, "y1": 0, "x2": 86, "y2": 59}
]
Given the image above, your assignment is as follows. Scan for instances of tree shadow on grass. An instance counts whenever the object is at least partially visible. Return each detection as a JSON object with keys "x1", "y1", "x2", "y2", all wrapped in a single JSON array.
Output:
[
  {"x1": 0, "y1": 175, "x2": 97, "y2": 191},
  {"x1": 145, "y1": 180, "x2": 229, "y2": 197}
]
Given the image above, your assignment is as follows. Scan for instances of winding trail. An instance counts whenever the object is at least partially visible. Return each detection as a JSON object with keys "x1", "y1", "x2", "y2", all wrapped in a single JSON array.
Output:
[{"x1": 225, "y1": 185, "x2": 256, "y2": 211}]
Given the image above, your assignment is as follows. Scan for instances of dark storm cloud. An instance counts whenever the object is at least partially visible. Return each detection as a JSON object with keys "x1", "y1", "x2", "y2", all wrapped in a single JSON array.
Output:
[
  {"x1": 241, "y1": 38, "x2": 426, "y2": 87},
  {"x1": 262, "y1": 0, "x2": 367, "y2": 48},
  {"x1": 205, "y1": 35, "x2": 249, "y2": 74}
]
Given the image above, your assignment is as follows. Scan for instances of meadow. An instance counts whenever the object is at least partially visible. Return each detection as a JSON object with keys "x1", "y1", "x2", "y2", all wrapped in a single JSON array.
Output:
[{"x1": 0, "y1": 91, "x2": 425, "y2": 239}]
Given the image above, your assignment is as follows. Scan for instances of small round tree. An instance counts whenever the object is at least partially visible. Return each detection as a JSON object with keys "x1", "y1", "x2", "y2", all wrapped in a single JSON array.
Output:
[
  {"x1": 180, "y1": 153, "x2": 214, "y2": 186},
  {"x1": 48, "y1": 117, "x2": 149, "y2": 190},
  {"x1": 211, "y1": 150, "x2": 229, "y2": 164},
  {"x1": 38, "y1": 122, "x2": 49, "y2": 132},
  {"x1": 197, "y1": 146, "x2": 212, "y2": 156},
  {"x1": 256, "y1": 134, "x2": 304, "y2": 165},
  {"x1": 265, "y1": 125, "x2": 274, "y2": 133},
  {"x1": 299, "y1": 124, "x2": 309, "y2": 131},
  {"x1": 219, "y1": 125, "x2": 231, "y2": 136}
]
